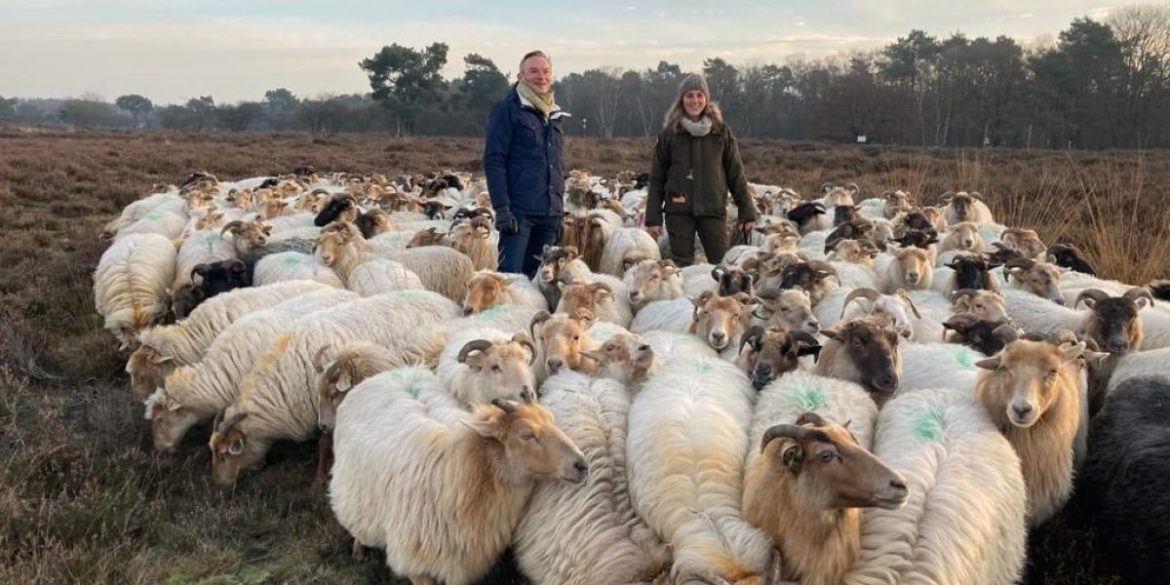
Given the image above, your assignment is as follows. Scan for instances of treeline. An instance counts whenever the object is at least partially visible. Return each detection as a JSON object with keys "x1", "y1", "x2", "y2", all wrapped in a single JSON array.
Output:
[{"x1": 3, "y1": 5, "x2": 1168, "y2": 149}]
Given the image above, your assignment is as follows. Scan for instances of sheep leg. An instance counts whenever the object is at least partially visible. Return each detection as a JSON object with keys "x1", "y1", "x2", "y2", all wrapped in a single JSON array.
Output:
[
  {"x1": 408, "y1": 577, "x2": 436, "y2": 585},
  {"x1": 351, "y1": 538, "x2": 365, "y2": 561},
  {"x1": 313, "y1": 429, "x2": 333, "y2": 493},
  {"x1": 765, "y1": 547, "x2": 789, "y2": 585}
]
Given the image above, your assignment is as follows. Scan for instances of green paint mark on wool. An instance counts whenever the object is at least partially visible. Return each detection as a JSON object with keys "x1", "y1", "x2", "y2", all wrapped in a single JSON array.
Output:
[
  {"x1": 282, "y1": 254, "x2": 302, "y2": 266},
  {"x1": 954, "y1": 348, "x2": 974, "y2": 369},
  {"x1": 693, "y1": 359, "x2": 713, "y2": 374},
  {"x1": 789, "y1": 385, "x2": 827, "y2": 411},
  {"x1": 143, "y1": 211, "x2": 161, "y2": 221},
  {"x1": 913, "y1": 408, "x2": 945, "y2": 443},
  {"x1": 390, "y1": 289, "x2": 424, "y2": 301},
  {"x1": 476, "y1": 306, "x2": 506, "y2": 321}
]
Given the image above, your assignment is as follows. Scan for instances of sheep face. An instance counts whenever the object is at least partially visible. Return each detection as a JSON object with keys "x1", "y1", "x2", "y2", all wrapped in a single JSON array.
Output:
[
  {"x1": 458, "y1": 335, "x2": 538, "y2": 403},
  {"x1": 944, "y1": 254, "x2": 997, "y2": 292},
  {"x1": 1047, "y1": 243, "x2": 1097, "y2": 276},
  {"x1": 943, "y1": 192, "x2": 982, "y2": 223},
  {"x1": 314, "y1": 223, "x2": 362, "y2": 267},
  {"x1": 259, "y1": 198, "x2": 289, "y2": 220},
  {"x1": 171, "y1": 284, "x2": 205, "y2": 320},
  {"x1": 883, "y1": 190, "x2": 913, "y2": 213},
  {"x1": 842, "y1": 288, "x2": 920, "y2": 339},
  {"x1": 624, "y1": 259, "x2": 681, "y2": 306},
  {"x1": 191, "y1": 259, "x2": 250, "y2": 299},
  {"x1": 146, "y1": 390, "x2": 199, "y2": 454},
  {"x1": 531, "y1": 310, "x2": 594, "y2": 376},
  {"x1": 787, "y1": 202, "x2": 826, "y2": 233},
  {"x1": 126, "y1": 345, "x2": 174, "y2": 401},
  {"x1": 941, "y1": 222, "x2": 985, "y2": 254},
  {"x1": 1006, "y1": 259, "x2": 1064, "y2": 304},
  {"x1": 405, "y1": 227, "x2": 446, "y2": 249},
  {"x1": 822, "y1": 183, "x2": 858, "y2": 207},
  {"x1": 738, "y1": 325, "x2": 822, "y2": 390},
  {"x1": 833, "y1": 205, "x2": 859, "y2": 227},
  {"x1": 689, "y1": 291, "x2": 754, "y2": 351},
  {"x1": 226, "y1": 189, "x2": 255, "y2": 211},
  {"x1": 464, "y1": 271, "x2": 509, "y2": 314},
  {"x1": 756, "y1": 413, "x2": 909, "y2": 510},
  {"x1": 537, "y1": 246, "x2": 579, "y2": 285},
  {"x1": 779, "y1": 261, "x2": 839, "y2": 305},
  {"x1": 467, "y1": 399, "x2": 588, "y2": 484},
  {"x1": 888, "y1": 228, "x2": 938, "y2": 250},
  {"x1": 586, "y1": 332, "x2": 655, "y2": 384},
  {"x1": 555, "y1": 282, "x2": 616, "y2": 326},
  {"x1": 942, "y1": 314, "x2": 1020, "y2": 356},
  {"x1": 355, "y1": 208, "x2": 394, "y2": 239},
  {"x1": 827, "y1": 239, "x2": 876, "y2": 266},
  {"x1": 712, "y1": 265, "x2": 757, "y2": 297},
  {"x1": 754, "y1": 288, "x2": 819, "y2": 335},
  {"x1": 891, "y1": 247, "x2": 932, "y2": 288},
  {"x1": 314, "y1": 194, "x2": 358, "y2": 227},
  {"x1": 976, "y1": 340, "x2": 1085, "y2": 428},
  {"x1": 1001, "y1": 228, "x2": 1046, "y2": 260},
  {"x1": 1077, "y1": 288, "x2": 1153, "y2": 354},
  {"x1": 222, "y1": 220, "x2": 272, "y2": 254},
  {"x1": 448, "y1": 218, "x2": 492, "y2": 257},
  {"x1": 823, "y1": 318, "x2": 902, "y2": 397},
  {"x1": 951, "y1": 289, "x2": 1009, "y2": 323},
  {"x1": 209, "y1": 410, "x2": 252, "y2": 487},
  {"x1": 760, "y1": 231, "x2": 801, "y2": 255}
]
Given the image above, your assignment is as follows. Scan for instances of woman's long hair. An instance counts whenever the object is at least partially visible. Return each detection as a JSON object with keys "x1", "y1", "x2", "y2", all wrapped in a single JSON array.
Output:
[{"x1": 662, "y1": 99, "x2": 724, "y2": 132}]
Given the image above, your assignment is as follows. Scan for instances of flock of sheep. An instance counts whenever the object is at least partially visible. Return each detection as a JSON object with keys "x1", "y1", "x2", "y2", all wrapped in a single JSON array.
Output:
[{"x1": 92, "y1": 166, "x2": 1170, "y2": 584}]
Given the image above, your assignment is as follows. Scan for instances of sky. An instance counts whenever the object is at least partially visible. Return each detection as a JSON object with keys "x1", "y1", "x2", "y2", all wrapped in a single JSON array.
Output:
[{"x1": 0, "y1": 0, "x2": 1125, "y2": 104}]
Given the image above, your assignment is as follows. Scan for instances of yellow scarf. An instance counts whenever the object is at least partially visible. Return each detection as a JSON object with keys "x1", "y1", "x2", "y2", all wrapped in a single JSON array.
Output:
[{"x1": 517, "y1": 81, "x2": 557, "y2": 119}]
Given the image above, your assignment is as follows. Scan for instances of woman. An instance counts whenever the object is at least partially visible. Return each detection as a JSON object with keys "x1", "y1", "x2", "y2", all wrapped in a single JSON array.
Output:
[{"x1": 645, "y1": 73, "x2": 756, "y2": 267}]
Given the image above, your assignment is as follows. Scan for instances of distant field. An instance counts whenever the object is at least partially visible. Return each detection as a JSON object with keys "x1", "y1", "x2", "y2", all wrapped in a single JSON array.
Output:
[{"x1": 3, "y1": 129, "x2": 1161, "y2": 583}]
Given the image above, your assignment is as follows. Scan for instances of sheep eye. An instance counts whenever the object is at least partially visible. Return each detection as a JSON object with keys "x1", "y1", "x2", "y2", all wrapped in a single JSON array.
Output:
[
  {"x1": 520, "y1": 431, "x2": 536, "y2": 441},
  {"x1": 572, "y1": 335, "x2": 580, "y2": 341},
  {"x1": 780, "y1": 306, "x2": 789, "y2": 312},
  {"x1": 491, "y1": 365, "x2": 502, "y2": 373},
  {"x1": 819, "y1": 450, "x2": 836, "y2": 463}
]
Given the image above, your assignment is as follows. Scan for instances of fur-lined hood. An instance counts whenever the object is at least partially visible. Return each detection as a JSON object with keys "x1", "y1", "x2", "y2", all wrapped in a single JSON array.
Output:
[{"x1": 662, "y1": 101, "x2": 725, "y2": 133}]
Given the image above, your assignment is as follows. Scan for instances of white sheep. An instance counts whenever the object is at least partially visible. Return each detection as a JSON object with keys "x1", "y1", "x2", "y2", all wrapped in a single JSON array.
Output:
[
  {"x1": 875, "y1": 247, "x2": 934, "y2": 294},
  {"x1": 844, "y1": 386, "x2": 1027, "y2": 585},
  {"x1": 101, "y1": 192, "x2": 187, "y2": 239},
  {"x1": 599, "y1": 226, "x2": 661, "y2": 277},
  {"x1": 208, "y1": 290, "x2": 462, "y2": 485},
  {"x1": 253, "y1": 251, "x2": 345, "y2": 289},
  {"x1": 386, "y1": 246, "x2": 477, "y2": 302},
  {"x1": 329, "y1": 387, "x2": 586, "y2": 585},
  {"x1": 135, "y1": 280, "x2": 331, "y2": 367},
  {"x1": 626, "y1": 334, "x2": 774, "y2": 584},
  {"x1": 146, "y1": 288, "x2": 358, "y2": 452},
  {"x1": 942, "y1": 191, "x2": 994, "y2": 226},
  {"x1": 173, "y1": 230, "x2": 237, "y2": 290},
  {"x1": 114, "y1": 209, "x2": 189, "y2": 242},
  {"x1": 345, "y1": 258, "x2": 424, "y2": 296},
  {"x1": 93, "y1": 232, "x2": 177, "y2": 346},
  {"x1": 434, "y1": 326, "x2": 537, "y2": 408},
  {"x1": 514, "y1": 371, "x2": 669, "y2": 585}
]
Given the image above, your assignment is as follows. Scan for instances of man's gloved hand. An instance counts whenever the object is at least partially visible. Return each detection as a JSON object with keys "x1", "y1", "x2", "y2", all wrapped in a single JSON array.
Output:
[{"x1": 495, "y1": 207, "x2": 519, "y2": 235}]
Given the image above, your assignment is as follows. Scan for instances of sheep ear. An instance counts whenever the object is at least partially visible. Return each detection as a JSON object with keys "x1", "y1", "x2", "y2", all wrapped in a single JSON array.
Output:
[
  {"x1": 150, "y1": 353, "x2": 174, "y2": 365},
  {"x1": 167, "y1": 401, "x2": 182, "y2": 412},
  {"x1": 336, "y1": 371, "x2": 352, "y2": 393},
  {"x1": 1061, "y1": 341, "x2": 1086, "y2": 363},
  {"x1": 229, "y1": 437, "x2": 245, "y2": 456},
  {"x1": 780, "y1": 444, "x2": 803, "y2": 471},
  {"x1": 975, "y1": 356, "x2": 1001, "y2": 370},
  {"x1": 463, "y1": 412, "x2": 506, "y2": 440}
]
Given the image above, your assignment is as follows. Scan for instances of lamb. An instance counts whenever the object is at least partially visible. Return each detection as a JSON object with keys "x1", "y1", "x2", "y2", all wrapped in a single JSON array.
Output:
[
  {"x1": 875, "y1": 246, "x2": 934, "y2": 294},
  {"x1": 434, "y1": 327, "x2": 538, "y2": 408},
  {"x1": 252, "y1": 251, "x2": 345, "y2": 289},
  {"x1": 93, "y1": 232, "x2": 177, "y2": 346},
  {"x1": 744, "y1": 412, "x2": 908, "y2": 585},
  {"x1": 146, "y1": 288, "x2": 358, "y2": 451},
  {"x1": 329, "y1": 394, "x2": 585, "y2": 585},
  {"x1": 1079, "y1": 375, "x2": 1170, "y2": 585},
  {"x1": 623, "y1": 259, "x2": 683, "y2": 309},
  {"x1": 815, "y1": 316, "x2": 903, "y2": 407},
  {"x1": 942, "y1": 191, "x2": 993, "y2": 226},
  {"x1": 599, "y1": 226, "x2": 661, "y2": 277},
  {"x1": 514, "y1": 371, "x2": 670, "y2": 585},
  {"x1": 462, "y1": 270, "x2": 548, "y2": 315},
  {"x1": 975, "y1": 338, "x2": 1086, "y2": 526},
  {"x1": 208, "y1": 290, "x2": 462, "y2": 485},
  {"x1": 626, "y1": 337, "x2": 774, "y2": 584},
  {"x1": 345, "y1": 258, "x2": 425, "y2": 296},
  {"x1": 844, "y1": 386, "x2": 1028, "y2": 585}
]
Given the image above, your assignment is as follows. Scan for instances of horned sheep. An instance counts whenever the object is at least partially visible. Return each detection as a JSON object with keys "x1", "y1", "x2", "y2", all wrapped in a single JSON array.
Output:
[{"x1": 329, "y1": 390, "x2": 586, "y2": 585}]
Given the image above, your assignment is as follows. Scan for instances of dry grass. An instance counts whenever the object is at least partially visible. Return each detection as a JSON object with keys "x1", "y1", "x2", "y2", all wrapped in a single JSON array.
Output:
[{"x1": 3, "y1": 129, "x2": 1164, "y2": 583}]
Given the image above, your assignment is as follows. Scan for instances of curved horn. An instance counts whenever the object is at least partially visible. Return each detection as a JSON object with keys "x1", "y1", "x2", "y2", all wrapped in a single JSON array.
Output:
[
  {"x1": 789, "y1": 329, "x2": 822, "y2": 348},
  {"x1": 761, "y1": 424, "x2": 810, "y2": 452},
  {"x1": 490, "y1": 397, "x2": 519, "y2": 414},
  {"x1": 1123, "y1": 286, "x2": 1155, "y2": 306},
  {"x1": 894, "y1": 289, "x2": 923, "y2": 319},
  {"x1": 1004, "y1": 257, "x2": 1036, "y2": 271},
  {"x1": 1075, "y1": 288, "x2": 1110, "y2": 309},
  {"x1": 457, "y1": 339, "x2": 494, "y2": 364},
  {"x1": 220, "y1": 220, "x2": 246, "y2": 236},
  {"x1": 969, "y1": 191, "x2": 983, "y2": 200},
  {"x1": 211, "y1": 408, "x2": 223, "y2": 433},
  {"x1": 529, "y1": 310, "x2": 552, "y2": 340},
  {"x1": 590, "y1": 282, "x2": 613, "y2": 295},
  {"x1": 217, "y1": 411, "x2": 248, "y2": 433},
  {"x1": 841, "y1": 287, "x2": 881, "y2": 318},
  {"x1": 795, "y1": 411, "x2": 830, "y2": 427},
  {"x1": 511, "y1": 332, "x2": 538, "y2": 365},
  {"x1": 672, "y1": 568, "x2": 732, "y2": 585},
  {"x1": 740, "y1": 324, "x2": 765, "y2": 353},
  {"x1": 312, "y1": 345, "x2": 332, "y2": 374}
]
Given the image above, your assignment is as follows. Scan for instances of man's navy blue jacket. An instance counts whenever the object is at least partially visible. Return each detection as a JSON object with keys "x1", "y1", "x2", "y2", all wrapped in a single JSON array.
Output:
[{"x1": 483, "y1": 85, "x2": 566, "y2": 218}]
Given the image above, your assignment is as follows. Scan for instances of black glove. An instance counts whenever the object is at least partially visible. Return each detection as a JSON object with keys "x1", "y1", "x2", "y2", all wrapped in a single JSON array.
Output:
[{"x1": 495, "y1": 207, "x2": 519, "y2": 235}]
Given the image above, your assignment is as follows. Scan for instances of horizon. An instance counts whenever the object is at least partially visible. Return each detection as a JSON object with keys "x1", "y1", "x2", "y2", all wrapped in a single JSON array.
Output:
[{"x1": 1, "y1": 0, "x2": 1123, "y2": 105}]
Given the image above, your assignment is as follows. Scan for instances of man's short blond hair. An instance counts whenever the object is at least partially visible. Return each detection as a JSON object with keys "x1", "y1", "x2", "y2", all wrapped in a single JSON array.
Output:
[{"x1": 519, "y1": 50, "x2": 551, "y2": 70}]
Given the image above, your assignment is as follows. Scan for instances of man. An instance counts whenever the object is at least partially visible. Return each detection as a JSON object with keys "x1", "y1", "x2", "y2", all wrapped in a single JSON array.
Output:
[{"x1": 483, "y1": 50, "x2": 569, "y2": 278}]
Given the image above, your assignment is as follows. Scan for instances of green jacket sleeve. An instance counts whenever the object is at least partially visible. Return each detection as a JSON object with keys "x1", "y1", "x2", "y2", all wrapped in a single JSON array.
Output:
[
  {"x1": 722, "y1": 128, "x2": 757, "y2": 223},
  {"x1": 645, "y1": 132, "x2": 670, "y2": 227}
]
